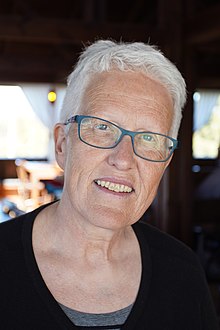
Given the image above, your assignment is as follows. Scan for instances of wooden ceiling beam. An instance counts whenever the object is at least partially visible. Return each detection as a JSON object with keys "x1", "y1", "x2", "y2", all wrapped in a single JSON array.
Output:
[
  {"x1": 186, "y1": 3, "x2": 220, "y2": 45},
  {"x1": 0, "y1": 56, "x2": 70, "y2": 83},
  {"x1": 0, "y1": 15, "x2": 156, "y2": 45},
  {"x1": 126, "y1": 0, "x2": 146, "y2": 22},
  {"x1": 83, "y1": 0, "x2": 107, "y2": 23}
]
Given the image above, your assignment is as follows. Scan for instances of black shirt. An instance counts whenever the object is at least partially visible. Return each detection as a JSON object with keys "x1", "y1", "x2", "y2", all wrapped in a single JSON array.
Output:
[{"x1": 0, "y1": 204, "x2": 219, "y2": 329}]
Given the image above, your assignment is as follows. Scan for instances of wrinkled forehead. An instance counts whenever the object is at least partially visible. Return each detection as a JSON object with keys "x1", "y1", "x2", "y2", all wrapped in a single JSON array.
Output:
[
  {"x1": 80, "y1": 71, "x2": 173, "y2": 118},
  {"x1": 77, "y1": 71, "x2": 174, "y2": 135},
  {"x1": 84, "y1": 71, "x2": 172, "y2": 101}
]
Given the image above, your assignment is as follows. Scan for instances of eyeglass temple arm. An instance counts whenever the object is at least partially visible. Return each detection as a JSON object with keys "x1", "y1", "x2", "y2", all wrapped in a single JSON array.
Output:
[{"x1": 64, "y1": 116, "x2": 77, "y2": 125}]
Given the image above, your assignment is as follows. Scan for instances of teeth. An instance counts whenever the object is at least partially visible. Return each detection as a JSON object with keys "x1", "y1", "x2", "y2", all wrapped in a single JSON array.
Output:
[{"x1": 96, "y1": 180, "x2": 132, "y2": 193}]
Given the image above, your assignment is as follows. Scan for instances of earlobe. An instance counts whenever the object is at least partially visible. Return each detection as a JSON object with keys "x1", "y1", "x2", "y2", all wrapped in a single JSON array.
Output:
[{"x1": 54, "y1": 124, "x2": 67, "y2": 170}]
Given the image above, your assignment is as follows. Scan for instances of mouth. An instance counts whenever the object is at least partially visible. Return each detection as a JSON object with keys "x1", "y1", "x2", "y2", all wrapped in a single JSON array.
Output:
[{"x1": 94, "y1": 179, "x2": 134, "y2": 193}]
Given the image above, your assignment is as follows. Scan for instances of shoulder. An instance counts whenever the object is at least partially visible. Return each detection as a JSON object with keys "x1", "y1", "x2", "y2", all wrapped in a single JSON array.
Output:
[
  {"x1": 133, "y1": 222, "x2": 219, "y2": 329},
  {"x1": 133, "y1": 221, "x2": 211, "y2": 303},
  {"x1": 0, "y1": 212, "x2": 32, "y2": 253},
  {"x1": 0, "y1": 203, "x2": 47, "y2": 253},
  {"x1": 0, "y1": 201, "x2": 56, "y2": 253},
  {"x1": 134, "y1": 220, "x2": 201, "y2": 271}
]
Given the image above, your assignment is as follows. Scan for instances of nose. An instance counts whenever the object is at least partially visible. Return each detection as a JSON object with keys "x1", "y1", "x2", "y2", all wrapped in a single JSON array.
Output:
[{"x1": 107, "y1": 135, "x2": 135, "y2": 170}]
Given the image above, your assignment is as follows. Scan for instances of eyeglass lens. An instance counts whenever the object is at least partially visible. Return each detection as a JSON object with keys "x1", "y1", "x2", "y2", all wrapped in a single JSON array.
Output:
[{"x1": 79, "y1": 117, "x2": 174, "y2": 162}]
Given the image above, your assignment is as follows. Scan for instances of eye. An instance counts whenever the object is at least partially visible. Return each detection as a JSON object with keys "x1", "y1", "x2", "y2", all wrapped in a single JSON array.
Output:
[
  {"x1": 142, "y1": 134, "x2": 154, "y2": 142},
  {"x1": 95, "y1": 123, "x2": 109, "y2": 130}
]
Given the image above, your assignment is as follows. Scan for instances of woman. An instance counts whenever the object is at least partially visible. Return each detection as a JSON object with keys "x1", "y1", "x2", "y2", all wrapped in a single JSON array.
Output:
[{"x1": 0, "y1": 40, "x2": 219, "y2": 329}]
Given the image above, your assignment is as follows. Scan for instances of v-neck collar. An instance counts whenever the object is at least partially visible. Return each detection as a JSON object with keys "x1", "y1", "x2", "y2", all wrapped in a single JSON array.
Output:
[{"x1": 22, "y1": 204, "x2": 152, "y2": 329}]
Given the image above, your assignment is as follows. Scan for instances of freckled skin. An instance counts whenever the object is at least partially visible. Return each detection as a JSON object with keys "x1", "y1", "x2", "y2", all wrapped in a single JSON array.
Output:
[{"x1": 55, "y1": 71, "x2": 173, "y2": 233}]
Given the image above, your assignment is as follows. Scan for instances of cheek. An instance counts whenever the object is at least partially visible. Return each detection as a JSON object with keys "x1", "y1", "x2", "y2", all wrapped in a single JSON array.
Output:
[
  {"x1": 140, "y1": 163, "x2": 167, "y2": 199},
  {"x1": 130, "y1": 164, "x2": 167, "y2": 222},
  {"x1": 64, "y1": 140, "x2": 102, "y2": 188},
  {"x1": 62, "y1": 140, "x2": 84, "y2": 188}
]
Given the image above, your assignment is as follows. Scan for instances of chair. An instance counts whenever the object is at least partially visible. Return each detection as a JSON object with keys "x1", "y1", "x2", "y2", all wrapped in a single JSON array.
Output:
[{"x1": 15, "y1": 159, "x2": 51, "y2": 211}]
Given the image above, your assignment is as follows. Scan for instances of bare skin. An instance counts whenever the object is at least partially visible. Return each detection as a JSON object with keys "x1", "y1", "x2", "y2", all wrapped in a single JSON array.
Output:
[
  {"x1": 32, "y1": 70, "x2": 173, "y2": 313},
  {"x1": 33, "y1": 202, "x2": 141, "y2": 313}
]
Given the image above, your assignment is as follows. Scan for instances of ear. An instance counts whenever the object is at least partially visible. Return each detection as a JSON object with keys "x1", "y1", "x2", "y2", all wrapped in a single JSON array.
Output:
[{"x1": 54, "y1": 124, "x2": 67, "y2": 170}]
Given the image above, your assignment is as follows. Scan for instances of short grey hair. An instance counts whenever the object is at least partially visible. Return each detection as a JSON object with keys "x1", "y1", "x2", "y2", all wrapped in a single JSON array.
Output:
[{"x1": 60, "y1": 39, "x2": 187, "y2": 138}]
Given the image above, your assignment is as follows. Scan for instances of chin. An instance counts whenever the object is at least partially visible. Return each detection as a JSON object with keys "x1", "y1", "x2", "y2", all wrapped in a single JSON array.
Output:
[{"x1": 87, "y1": 207, "x2": 135, "y2": 231}]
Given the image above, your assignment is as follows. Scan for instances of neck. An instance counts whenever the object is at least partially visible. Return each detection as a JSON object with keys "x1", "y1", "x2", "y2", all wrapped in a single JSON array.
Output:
[{"x1": 34, "y1": 201, "x2": 135, "y2": 264}]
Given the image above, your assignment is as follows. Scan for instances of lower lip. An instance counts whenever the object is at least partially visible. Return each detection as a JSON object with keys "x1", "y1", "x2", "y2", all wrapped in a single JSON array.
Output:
[{"x1": 94, "y1": 182, "x2": 133, "y2": 197}]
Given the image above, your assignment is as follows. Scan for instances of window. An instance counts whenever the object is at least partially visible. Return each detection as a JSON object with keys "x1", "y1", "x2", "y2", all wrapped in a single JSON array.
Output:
[
  {"x1": 0, "y1": 84, "x2": 65, "y2": 159},
  {"x1": 193, "y1": 90, "x2": 220, "y2": 159}
]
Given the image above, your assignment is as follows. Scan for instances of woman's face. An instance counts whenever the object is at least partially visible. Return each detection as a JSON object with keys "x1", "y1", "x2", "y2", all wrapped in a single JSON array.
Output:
[{"x1": 55, "y1": 71, "x2": 173, "y2": 231}]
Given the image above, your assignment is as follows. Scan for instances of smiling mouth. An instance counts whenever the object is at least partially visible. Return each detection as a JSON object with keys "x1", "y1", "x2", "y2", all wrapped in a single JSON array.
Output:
[{"x1": 95, "y1": 180, "x2": 133, "y2": 193}]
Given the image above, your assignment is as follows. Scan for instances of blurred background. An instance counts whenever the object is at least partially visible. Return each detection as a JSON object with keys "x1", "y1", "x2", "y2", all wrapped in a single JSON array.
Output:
[{"x1": 0, "y1": 0, "x2": 219, "y2": 322}]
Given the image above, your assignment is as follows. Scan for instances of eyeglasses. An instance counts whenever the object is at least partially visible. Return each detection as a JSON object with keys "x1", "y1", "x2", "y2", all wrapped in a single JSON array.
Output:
[{"x1": 64, "y1": 115, "x2": 178, "y2": 162}]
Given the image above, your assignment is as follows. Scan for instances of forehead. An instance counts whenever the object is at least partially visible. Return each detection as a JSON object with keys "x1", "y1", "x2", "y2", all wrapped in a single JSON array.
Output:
[
  {"x1": 80, "y1": 71, "x2": 173, "y2": 131},
  {"x1": 84, "y1": 71, "x2": 172, "y2": 102}
]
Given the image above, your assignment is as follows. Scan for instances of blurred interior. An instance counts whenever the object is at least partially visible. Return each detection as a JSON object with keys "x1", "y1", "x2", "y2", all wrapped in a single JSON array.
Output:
[{"x1": 0, "y1": 0, "x2": 219, "y2": 323}]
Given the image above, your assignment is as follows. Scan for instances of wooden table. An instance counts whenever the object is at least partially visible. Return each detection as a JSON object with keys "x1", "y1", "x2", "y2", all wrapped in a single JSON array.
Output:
[{"x1": 21, "y1": 160, "x2": 63, "y2": 206}]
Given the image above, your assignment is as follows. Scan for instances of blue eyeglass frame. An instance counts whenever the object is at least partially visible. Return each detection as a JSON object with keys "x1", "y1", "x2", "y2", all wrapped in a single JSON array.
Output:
[{"x1": 64, "y1": 115, "x2": 178, "y2": 162}]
